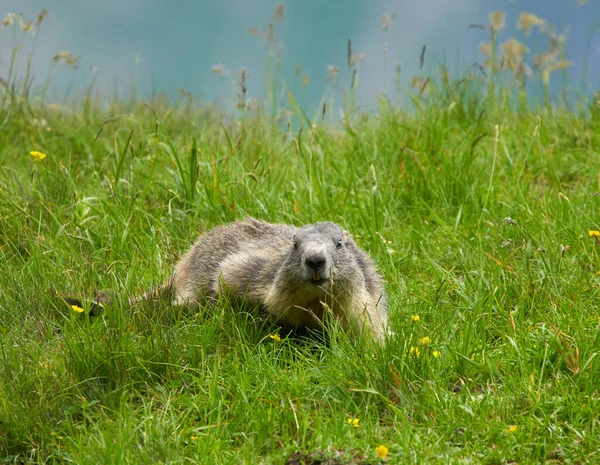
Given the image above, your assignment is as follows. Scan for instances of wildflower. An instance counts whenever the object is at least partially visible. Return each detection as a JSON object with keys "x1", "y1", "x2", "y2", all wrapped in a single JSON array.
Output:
[
  {"x1": 350, "y1": 52, "x2": 366, "y2": 67},
  {"x1": 409, "y1": 347, "x2": 420, "y2": 358},
  {"x1": 502, "y1": 216, "x2": 520, "y2": 227},
  {"x1": 327, "y1": 65, "x2": 339, "y2": 81},
  {"x1": 35, "y1": 9, "x2": 49, "y2": 27},
  {"x1": 30, "y1": 150, "x2": 47, "y2": 161},
  {"x1": 480, "y1": 41, "x2": 493, "y2": 56},
  {"x1": 273, "y1": 3, "x2": 285, "y2": 21},
  {"x1": 269, "y1": 333, "x2": 281, "y2": 342},
  {"x1": 190, "y1": 435, "x2": 198, "y2": 441},
  {"x1": 411, "y1": 315, "x2": 420, "y2": 322},
  {"x1": 501, "y1": 38, "x2": 528, "y2": 70},
  {"x1": 347, "y1": 417, "x2": 360, "y2": 428},
  {"x1": 2, "y1": 12, "x2": 17, "y2": 27},
  {"x1": 302, "y1": 73, "x2": 309, "y2": 88},
  {"x1": 71, "y1": 305, "x2": 84, "y2": 313},
  {"x1": 19, "y1": 17, "x2": 35, "y2": 34},
  {"x1": 52, "y1": 50, "x2": 81, "y2": 69},
  {"x1": 589, "y1": 230, "x2": 600, "y2": 237},
  {"x1": 505, "y1": 425, "x2": 517, "y2": 433},
  {"x1": 541, "y1": 60, "x2": 573, "y2": 86},
  {"x1": 266, "y1": 22, "x2": 275, "y2": 42},
  {"x1": 410, "y1": 76, "x2": 428, "y2": 94},
  {"x1": 420, "y1": 336, "x2": 431, "y2": 345},
  {"x1": 380, "y1": 13, "x2": 395, "y2": 30},
  {"x1": 488, "y1": 11, "x2": 506, "y2": 32},
  {"x1": 534, "y1": 52, "x2": 555, "y2": 69},
  {"x1": 516, "y1": 12, "x2": 545, "y2": 36},
  {"x1": 433, "y1": 350, "x2": 441, "y2": 358},
  {"x1": 375, "y1": 445, "x2": 389, "y2": 458},
  {"x1": 211, "y1": 64, "x2": 225, "y2": 75}
]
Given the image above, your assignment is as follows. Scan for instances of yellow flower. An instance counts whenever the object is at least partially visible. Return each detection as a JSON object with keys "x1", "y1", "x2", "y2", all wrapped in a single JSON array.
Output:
[
  {"x1": 488, "y1": 11, "x2": 506, "y2": 32},
  {"x1": 589, "y1": 230, "x2": 600, "y2": 237},
  {"x1": 30, "y1": 150, "x2": 47, "y2": 161},
  {"x1": 501, "y1": 38, "x2": 529, "y2": 62},
  {"x1": 411, "y1": 315, "x2": 420, "y2": 322},
  {"x1": 516, "y1": 12, "x2": 545, "y2": 36},
  {"x1": 347, "y1": 417, "x2": 359, "y2": 428},
  {"x1": 268, "y1": 333, "x2": 281, "y2": 342},
  {"x1": 409, "y1": 347, "x2": 420, "y2": 358},
  {"x1": 190, "y1": 435, "x2": 198, "y2": 441},
  {"x1": 375, "y1": 445, "x2": 389, "y2": 458},
  {"x1": 505, "y1": 425, "x2": 517, "y2": 433},
  {"x1": 432, "y1": 350, "x2": 441, "y2": 358},
  {"x1": 71, "y1": 305, "x2": 84, "y2": 313},
  {"x1": 420, "y1": 336, "x2": 431, "y2": 345}
]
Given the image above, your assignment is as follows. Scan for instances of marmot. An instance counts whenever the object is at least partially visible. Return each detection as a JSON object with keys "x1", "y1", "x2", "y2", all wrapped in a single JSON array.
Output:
[
  {"x1": 65, "y1": 219, "x2": 389, "y2": 342},
  {"x1": 171, "y1": 218, "x2": 389, "y2": 342}
]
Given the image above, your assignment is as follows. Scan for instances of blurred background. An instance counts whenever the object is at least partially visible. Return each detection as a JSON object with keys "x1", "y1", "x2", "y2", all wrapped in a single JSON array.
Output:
[{"x1": 0, "y1": 0, "x2": 598, "y2": 114}]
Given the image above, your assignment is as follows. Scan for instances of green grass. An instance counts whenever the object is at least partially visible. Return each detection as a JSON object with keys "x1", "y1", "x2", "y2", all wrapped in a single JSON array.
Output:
[{"x1": 2, "y1": 20, "x2": 600, "y2": 465}]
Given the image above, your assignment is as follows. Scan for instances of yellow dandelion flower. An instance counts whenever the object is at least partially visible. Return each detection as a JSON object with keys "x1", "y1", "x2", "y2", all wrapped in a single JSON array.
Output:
[
  {"x1": 420, "y1": 336, "x2": 431, "y2": 345},
  {"x1": 411, "y1": 315, "x2": 420, "y2": 322},
  {"x1": 432, "y1": 350, "x2": 441, "y2": 358},
  {"x1": 409, "y1": 347, "x2": 420, "y2": 358},
  {"x1": 375, "y1": 444, "x2": 389, "y2": 458},
  {"x1": 347, "y1": 417, "x2": 359, "y2": 428},
  {"x1": 268, "y1": 333, "x2": 281, "y2": 342},
  {"x1": 71, "y1": 305, "x2": 84, "y2": 313},
  {"x1": 30, "y1": 150, "x2": 47, "y2": 161},
  {"x1": 190, "y1": 435, "x2": 198, "y2": 441},
  {"x1": 589, "y1": 230, "x2": 600, "y2": 237},
  {"x1": 505, "y1": 425, "x2": 517, "y2": 433}
]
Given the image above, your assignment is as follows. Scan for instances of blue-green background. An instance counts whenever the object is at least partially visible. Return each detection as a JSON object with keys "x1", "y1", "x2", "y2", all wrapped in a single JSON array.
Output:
[{"x1": 1, "y1": 1, "x2": 598, "y2": 112}]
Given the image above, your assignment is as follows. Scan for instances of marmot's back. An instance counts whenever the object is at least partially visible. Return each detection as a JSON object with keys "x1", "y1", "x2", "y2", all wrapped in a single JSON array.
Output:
[{"x1": 172, "y1": 218, "x2": 389, "y2": 342}]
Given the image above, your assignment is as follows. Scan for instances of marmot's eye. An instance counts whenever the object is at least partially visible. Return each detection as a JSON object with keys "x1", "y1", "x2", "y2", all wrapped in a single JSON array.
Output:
[
  {"x1": 293, "y1": 237, "x2": 299, "y2": 250},
  {"x1": 336, "y1": 238, "x2": 343, "y2": 248}
]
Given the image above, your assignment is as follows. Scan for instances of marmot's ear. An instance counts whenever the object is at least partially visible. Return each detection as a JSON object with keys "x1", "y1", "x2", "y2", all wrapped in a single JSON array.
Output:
[{"x1": 342, "y1": 229, "x2": 353, "y2": 244}]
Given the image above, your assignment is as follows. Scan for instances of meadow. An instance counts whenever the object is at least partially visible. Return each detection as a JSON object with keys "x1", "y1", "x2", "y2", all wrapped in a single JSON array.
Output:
[{"x1": 1, "y1": 7, "x2": 600, "y2": 464}]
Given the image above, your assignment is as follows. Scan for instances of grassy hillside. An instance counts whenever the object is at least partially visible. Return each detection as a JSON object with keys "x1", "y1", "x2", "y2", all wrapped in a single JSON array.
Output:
[{"x1": 1, "y1": 9, "x2": 600, "y2": 465}]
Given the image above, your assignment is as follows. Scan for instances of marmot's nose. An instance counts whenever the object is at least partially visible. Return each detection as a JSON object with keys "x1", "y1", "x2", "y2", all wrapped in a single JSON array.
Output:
[{"x1": 305, "y1": 254, "x2": 326, "y2": 272}]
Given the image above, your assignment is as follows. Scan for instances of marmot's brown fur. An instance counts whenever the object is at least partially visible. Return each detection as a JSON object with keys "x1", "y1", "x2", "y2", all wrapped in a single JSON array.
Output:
[
  {"x1": 171, "y1": 218, "x2": 388, "y2": 342},
  {"x1": 64, "y1": 219, "x2": 389, "y2": 342}
]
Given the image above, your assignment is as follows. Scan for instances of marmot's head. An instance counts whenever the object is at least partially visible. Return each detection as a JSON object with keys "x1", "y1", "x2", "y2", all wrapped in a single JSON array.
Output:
[{"x1": 279, "y1": 222, "x2": 362, "y2": 293}]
